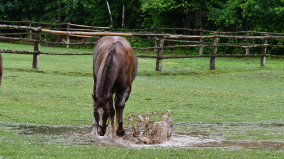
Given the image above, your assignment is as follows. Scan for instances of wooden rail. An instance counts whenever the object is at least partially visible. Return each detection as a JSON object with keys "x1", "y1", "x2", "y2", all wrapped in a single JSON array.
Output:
[{"x1": 0, "y1": 22, "x2": 284, "y2": 71}]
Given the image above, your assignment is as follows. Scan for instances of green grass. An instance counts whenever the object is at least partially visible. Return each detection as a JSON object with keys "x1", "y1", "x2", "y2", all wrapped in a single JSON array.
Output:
[{"x1": 0, "y1": 42, "x2": 284, "y2": 158}]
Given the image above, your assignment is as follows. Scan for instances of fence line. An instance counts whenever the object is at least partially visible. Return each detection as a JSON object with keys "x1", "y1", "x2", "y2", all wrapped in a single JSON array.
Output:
[
  {"x1": 3, "y1": 20, "x2": 284, "y2": 35},
  {"x1": 0, "y1": 22, "x2": 284, "y2": 71},
  {"x1": 1, "y1": 49, "x2": 283, "y2": 58}
]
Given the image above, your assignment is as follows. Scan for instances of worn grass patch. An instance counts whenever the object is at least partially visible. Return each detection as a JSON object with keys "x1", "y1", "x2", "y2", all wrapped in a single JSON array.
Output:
[{"x1": 1, "y1": 125, "x2": 283, "y2": 159}]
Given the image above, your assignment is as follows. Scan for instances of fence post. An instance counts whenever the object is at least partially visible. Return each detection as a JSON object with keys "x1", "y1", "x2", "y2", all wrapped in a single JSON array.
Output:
[
  {"x1": 199, "y1": 28, "x2": 204, "y2": 55},
  {"x1": 210, "y1": 32, "x2": 218, "y2": 70},
  {"x1": 66, "y1": 22, "x2": 70, "y2": 48},
  {"x1": 29, "y1": 20, "x2": 32, "y2": 45},
  {"x1": 32, "y1": 28, "x2": 42, "y2": 69},
  {"x1": 246, "y1": 32, "x2": 250, "y2": 58},
  {"x1": 261, "y1": 34, "x2": 268, "y2": 67},
  {"x1": 154, "y1": 26, "x2": 159, "y2": 53},
  {"x1": 155, "y1": 36, "x2": 164, "y2": 71}
]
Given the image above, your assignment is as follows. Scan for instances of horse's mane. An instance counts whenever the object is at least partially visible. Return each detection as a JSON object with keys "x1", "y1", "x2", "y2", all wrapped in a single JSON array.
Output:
[{"x1": 100, "y1": 41, "x2": 121, "y2": 95}]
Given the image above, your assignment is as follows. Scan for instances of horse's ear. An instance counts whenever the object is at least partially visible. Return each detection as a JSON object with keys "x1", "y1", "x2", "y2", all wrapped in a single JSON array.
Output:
[{"x1": 92, "y1": 93, "x2": 98, "y2": 102}]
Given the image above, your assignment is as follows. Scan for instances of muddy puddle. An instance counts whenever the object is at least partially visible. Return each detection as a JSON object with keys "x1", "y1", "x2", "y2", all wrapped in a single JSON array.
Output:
[{"x1": 1, "y1": 122, "x2": 284, "y2": 150}]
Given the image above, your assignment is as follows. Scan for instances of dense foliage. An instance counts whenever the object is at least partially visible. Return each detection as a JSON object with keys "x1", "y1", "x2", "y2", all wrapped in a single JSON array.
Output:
[
  {"x1": 0, "y1": 0, "x2": 283, "y2": 55},
  {"x1": 0, "y1": 0, "x2": 283, "y2": 32}
]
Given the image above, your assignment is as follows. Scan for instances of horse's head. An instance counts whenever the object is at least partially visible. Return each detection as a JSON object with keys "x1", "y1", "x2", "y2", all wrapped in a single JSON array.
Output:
[{"x1": 92, "y1": 94, "x2": 112, "y2": 136}]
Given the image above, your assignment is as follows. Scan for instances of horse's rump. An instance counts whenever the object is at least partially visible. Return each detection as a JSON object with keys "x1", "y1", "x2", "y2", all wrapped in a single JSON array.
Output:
[{"x1": 93, "y1": 36, "x2": 137, "y2": 96}]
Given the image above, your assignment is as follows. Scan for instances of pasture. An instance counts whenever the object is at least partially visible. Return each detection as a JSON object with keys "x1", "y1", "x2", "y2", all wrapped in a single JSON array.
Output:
[{"x1": 0, "y1": 42, "x2": 284, "y2": 158}]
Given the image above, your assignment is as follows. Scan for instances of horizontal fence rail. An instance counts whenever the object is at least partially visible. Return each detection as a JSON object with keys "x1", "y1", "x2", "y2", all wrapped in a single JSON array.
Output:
[{"x1": 0, "y1": 20, "x2": 284, "y2": 71}]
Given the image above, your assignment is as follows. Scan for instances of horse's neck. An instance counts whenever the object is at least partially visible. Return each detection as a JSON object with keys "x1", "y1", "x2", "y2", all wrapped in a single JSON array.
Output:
[{"x1": 96, "y1": 51, "x2": 118, "y2": 97}]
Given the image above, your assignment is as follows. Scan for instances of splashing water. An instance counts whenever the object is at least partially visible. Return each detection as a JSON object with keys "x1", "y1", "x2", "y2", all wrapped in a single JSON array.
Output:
[{"x1": 125, "y1": 110, "x2": 173, "y2": 144}]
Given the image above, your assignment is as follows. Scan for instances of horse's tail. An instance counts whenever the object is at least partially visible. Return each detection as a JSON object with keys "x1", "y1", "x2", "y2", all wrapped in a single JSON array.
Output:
[
  {"x1": 104, "y1": 41, "x2": 122, "y2": 70},
  {"x1": 99, "y1": 42, "x2": 121, "y2": 95},
  {"x1": 0, "y1": 53, "x2": 2, "y2": 87}
]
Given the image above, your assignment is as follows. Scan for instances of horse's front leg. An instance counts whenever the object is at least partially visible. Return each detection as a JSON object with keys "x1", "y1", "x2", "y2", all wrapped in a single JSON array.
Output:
[
  {"x1": 115, "y1": 87, "x2": 131, "y2": 137},
  {"x1": 91, "y1": 76, "x2": 98, "y2": 137},
  {"x1": 91, "y1": 118, "x2": 98, "y2": 137}
]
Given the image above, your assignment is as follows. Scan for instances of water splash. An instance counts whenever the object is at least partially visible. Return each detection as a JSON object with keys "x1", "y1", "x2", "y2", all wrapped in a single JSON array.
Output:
[{"x1": 126, "y1": 110, "x2": 173, "y2": 144}]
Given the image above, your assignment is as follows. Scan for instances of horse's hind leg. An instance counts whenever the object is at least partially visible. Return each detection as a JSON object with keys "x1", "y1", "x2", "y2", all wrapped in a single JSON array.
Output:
[
  {"x1": 93, "y1": 74, "x2": 97, "y2": 97},
  {"x1": 115, "y1": 101, "x2": 125, "y2": 137},
  {"x1": 115, "y1": 87, "x2": 131, "y2": 137},
  {"x1": 109, "y1": 94, "x2": 116, "y2": 137}
]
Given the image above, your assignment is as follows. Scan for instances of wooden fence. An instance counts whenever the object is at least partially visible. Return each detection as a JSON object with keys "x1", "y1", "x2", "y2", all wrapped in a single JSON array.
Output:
[{"x1": 0, "y1": 20, "x2": 284, "y2": 71}]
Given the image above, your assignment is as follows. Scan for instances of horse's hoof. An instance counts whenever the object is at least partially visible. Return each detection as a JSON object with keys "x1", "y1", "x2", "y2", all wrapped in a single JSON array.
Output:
[{"x1": 116, "y1": 130, "x2": 125, "y2": 137}]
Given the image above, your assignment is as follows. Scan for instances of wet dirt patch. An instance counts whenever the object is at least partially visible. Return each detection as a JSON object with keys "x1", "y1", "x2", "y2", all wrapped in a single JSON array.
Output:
[
  {"x1": 1, "y1": 122, "x2": 283, "y2": 150},
  {"x1": 165, "y1": 62, "x2": 183, "y2": 65},
  {"x1": 7, "y1": 123, "x2": 91, "y2": 136},
  {"x1": 5, "y1": 67, "x2": 91, "y2": 77}
]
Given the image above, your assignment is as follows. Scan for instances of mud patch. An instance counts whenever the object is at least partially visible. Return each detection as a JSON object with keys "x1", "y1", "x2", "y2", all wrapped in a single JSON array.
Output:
[
  {"x1": 7, "y1": 124, "x2": 91, "y2": 136},
  {"x1": 165, "y1": 62, "x2": 183, "y2": 65},
  {"x1": 1, "y1": 122, "x2": 283, "y2": 150}
]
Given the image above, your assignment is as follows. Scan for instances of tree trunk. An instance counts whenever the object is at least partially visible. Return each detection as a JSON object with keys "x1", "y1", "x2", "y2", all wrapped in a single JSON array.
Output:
[
  {"x1": 197, "y1": 0, "x2": 202, "y2": 29},
  {"x1": 122, "y1": 4, "x2": 125, "y2": 28},
  {"x1": 106, "y1": 0, "x2": 114, "y2": 27},
  {"x1": 186, "y1": 10, "x2": 192, "y2": 35},
  {"x1": 57, "y1": 3, "x2": 62, "y2": 42}
]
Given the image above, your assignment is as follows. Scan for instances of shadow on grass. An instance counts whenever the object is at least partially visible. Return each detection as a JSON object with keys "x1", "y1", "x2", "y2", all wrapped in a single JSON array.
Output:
[
  {"x1": 5, "y1": 67, "x2": 92, "y2": 77},
  {"x1": 138, "y1": 70, "x2": 227, "y2": 77},
  {"x1": 6, "y1": 67, "x2": 229, "y2": 78}
]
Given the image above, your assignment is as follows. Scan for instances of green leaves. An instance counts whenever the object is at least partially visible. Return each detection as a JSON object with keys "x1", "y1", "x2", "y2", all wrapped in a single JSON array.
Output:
[
  {"x1": 207, "y1": 0, "x2": 284, "y2": 32},
  {"x1": 140, "y1": 0, "x2": 179, "y2": 13},
  {"x1": 0, "y1": 0, "x2": 283, "y2": 34}
]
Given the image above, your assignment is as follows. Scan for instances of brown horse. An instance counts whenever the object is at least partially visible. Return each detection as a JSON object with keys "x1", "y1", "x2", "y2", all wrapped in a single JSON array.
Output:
[
  {"x1": 0, "y1": 53, "x2": 2, "y2": 87},
  {"x1": 92, "y1": 36, "x2": 138, "y2": 137}
]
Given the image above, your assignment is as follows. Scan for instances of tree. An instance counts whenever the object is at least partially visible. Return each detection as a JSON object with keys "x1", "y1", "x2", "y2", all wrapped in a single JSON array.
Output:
[
  {"x1": 139, "y1": 0, "x2": 209, "y2": 30},
  {"x1": 0, "y1": 0, "x2": 283, "y2": 33},
  {"x1": 0, "y1": 0, "x2": 46, "y2": 21},
  {"x1": 241, "y1": 0, "x2": 284, "y2": 32},
  {"x1": 207, "y1": 0, "x2": 284, "y2": 32},
  {"x1": 140, "y1": 0, "x2": 182, "y2": 28}
]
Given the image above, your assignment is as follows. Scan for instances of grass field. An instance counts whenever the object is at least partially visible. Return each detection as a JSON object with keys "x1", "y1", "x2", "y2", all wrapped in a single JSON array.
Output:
[{"x1": 0, "y1": 42, "x2": 284, "y2": 158}]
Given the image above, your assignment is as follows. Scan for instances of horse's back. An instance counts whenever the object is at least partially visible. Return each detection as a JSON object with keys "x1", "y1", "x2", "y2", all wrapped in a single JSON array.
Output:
[
  {"x1": 96, "y1": 36, "x2": 131, "y2": 49},
  {"x1": 94, "y1": 36, "x2": 130, "y2": 54}
]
